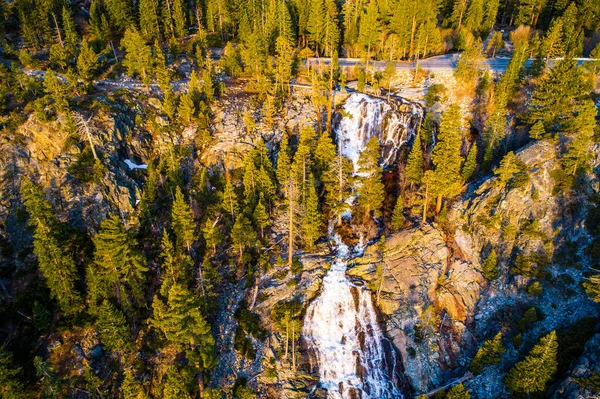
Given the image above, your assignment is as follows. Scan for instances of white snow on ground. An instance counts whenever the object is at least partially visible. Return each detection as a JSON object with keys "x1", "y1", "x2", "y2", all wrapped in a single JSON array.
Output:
[{"x1": 124, "y1": 160, "x2": 148, "y2": 170}]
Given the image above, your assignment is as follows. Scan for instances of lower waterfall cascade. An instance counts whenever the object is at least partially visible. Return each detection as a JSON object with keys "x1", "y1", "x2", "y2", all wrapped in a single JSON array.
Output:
[{"x1": 302, "y1": 237, "x2": 403, "y2": 399}]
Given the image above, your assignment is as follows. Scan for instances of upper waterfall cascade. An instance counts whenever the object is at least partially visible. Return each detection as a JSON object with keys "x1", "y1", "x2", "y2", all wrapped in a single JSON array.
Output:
[{"x1": 336, "y1": 93, "x2": 423, "y2": 171}]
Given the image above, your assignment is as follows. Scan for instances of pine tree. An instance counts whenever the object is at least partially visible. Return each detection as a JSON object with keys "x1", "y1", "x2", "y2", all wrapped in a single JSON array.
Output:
[
  {"x1": 121, "y1": 28, "x2": 153, "y2": 85},
  {"x1": 461, "y1": 142, "x2": 478, "y2": 182},
  {"x1": 253, "y1": 197, "x2": 270, "y2": 239},
  {"x1": 202, "y1": 217, "x2": 224, "y2": 255},
  {"x1": 105, "y1": 0, "x2": 134, "y2": 31},
  {"x1": 96, "y1": 300, "x2": 134, "y2": 353},
  {"x1": 276, "y1": 133, "x2": 292, "y2": 185},
  {"x1": 314, "y1": 130, "x2": 337, "y2": 181},
  {"x1": 470, "y1": 332, "x2": 505, "y2": 374},
  {"x1": 431, "y1": 104, "x2": 464, "y2": 213},
  {"x1": 172, "y1": 0, "x2": 188, "y2": 39},
  {"x1": 139, "y1": 0, "x2": 160, "y2": 41},
  {"x1": 153, "y1": 41, "x2": 171, "y2": 93},
  {"x1": 505, "y1": 331, "x2": 558, "y2": 394},
  {"x1": 561, "y1": 99, "x2": 597, "y2": 176},
  {"x1": 62, "y1": 6, "x2": 79, "y2": 49},
  {"x1": 482, "y1": 249, "x2": 498, "y2": 280},
  {"x1": 451, "y1": 0, "x2": 469, "y2": 29},
  {"x1": 151, "y1": 283, "x2": 215, "y2": 389},
  {"x1": 222, "y1": 177, "x2": 239, "y2": 222},
  {"x1": 307, "y1": 0, "x2": 326, "y2": 54},
  {"x1": 391, "y1": 195, "x2": 405, "y2": 230},
  {"x1": 542, "y1": 18, "x2": 565, "y2": 59},
  {"x1": 494, "y1": 152, "x2": 523, "y2": 186},
  {"x1": 121, "y1": 368, "x2": 149, "y2": 399},
  {"x1": 77, "y1": 39, "x2": 98, "y2": 91},
  {"x1": 464, "y1": 0, "x2": 484, "y2": 34},
  {"x1": 584, "y1": 273, "x2": 600, "y2": 303},
  {"x1": 529, "y1": 121, "x2": 546, "y2": 140},
  {"x1": 357, "y1": 68, "x2": 366, "y2": 92},
  {"x1": 446, "y1": 383, "x2": 470, "y2": 399},
  {"x1": 301, "y1": 175, "x2": 321, "y2": 251},
  {"x1": 171, "y1": 187, "x2": 196, "y2": 252},
  {"x1": 178, "y1": 92, "x2": 196, "y2": 124},
  {"x1": 357, "y1": 136, "x2": 385, "y2": 219},
  {"x1": 20, "y1": 178, "x2": 82, "y2": 316},
  {"x1": 162, "y1": 364, "x2": 194, "y2": 399},
  {"x1": 359, "y1": 0, "x2": 381, "y2": 63},
  {"x1": 89, "y1": 0, "x2": 111, "y2": 42},
  {"x1": 89, "y1": 215, "x2": 147, "y2": 310},
  {"x1": 0, "y1": 350, "x2": 25, "y2": 399},
  {"x1": 231, "y1": 214, "x2": 257, "y2": 261},
  {"x1": 406, "y1": 131, "x2": 424, "y2": 186},
  {"x1": 323, "y1": 0, "x2": 340, "y2": 56},
  {"x1": 159, "y1": 232, "x2": 190, "y2": 295}
]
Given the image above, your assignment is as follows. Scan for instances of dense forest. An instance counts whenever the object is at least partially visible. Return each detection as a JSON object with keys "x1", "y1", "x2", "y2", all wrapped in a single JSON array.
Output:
[{"x1": 0, "y1": 0, "x2": 600, "y2": 398}]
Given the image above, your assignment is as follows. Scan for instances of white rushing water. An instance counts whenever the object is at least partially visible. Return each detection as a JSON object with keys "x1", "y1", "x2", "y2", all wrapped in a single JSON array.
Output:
[
  {"x1": 302, "y1": 237, "x2": 403, "y2": 399},
  {"x1": 337, "y1": 93, "x2": 423, "y2": 171}
]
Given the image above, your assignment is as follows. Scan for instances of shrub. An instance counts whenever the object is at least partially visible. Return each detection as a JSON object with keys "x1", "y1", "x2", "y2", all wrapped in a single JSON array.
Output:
[
  {"x1": 527, "y1": 281, "x2": 543, "y2": 296},
  {"x1": 518, "y1": 307, "x2": 539, "y2": 331}
]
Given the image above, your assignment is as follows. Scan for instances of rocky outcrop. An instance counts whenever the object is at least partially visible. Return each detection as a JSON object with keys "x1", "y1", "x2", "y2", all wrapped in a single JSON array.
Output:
[
  {"x1": 348, "y1": 225, "x2": 484, "y2": 392},
  {"x1": 552, "y1": 334, "x2": 600, "y2": 398}
]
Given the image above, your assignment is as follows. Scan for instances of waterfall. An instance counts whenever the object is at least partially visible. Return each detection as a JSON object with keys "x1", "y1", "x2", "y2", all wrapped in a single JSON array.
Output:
[
  {"x1": 303, "y1": 237, "x2": 402, "y2": 399},
  {"x1": 336, "y1": 93, "x2": 423, "y2": 171},
  {"x1": 302, "y1": 92, "x2": 419, "y2": 399}
]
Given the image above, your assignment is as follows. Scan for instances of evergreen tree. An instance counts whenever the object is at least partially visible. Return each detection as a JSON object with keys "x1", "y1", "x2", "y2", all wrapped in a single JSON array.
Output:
[
  {"x1": 96, "y1": 300, "x2": 134, "y2": 353},
  {"x1": 391, "y1": 195, "x2": 405, "y2": 230},
  {"x1": 105, "y1": 0, "x2": 134, "y2": 31},
  {"x1": 461, "y1": 142, "x2": 478, "y2": 182},
  {"x1": 21, "y1": 178, "x2": 82, "y2": 316},
  {"x1": 172, "y1": 0, "x2": 188, "y2": 39},
  {"x1": 314, "y1": 130, "x2": 337, "y2": 180},
  {"x1": 494, "y1": 152, "x2": 523, "y2": 186},
  {"x1": 222, "y1": 177, "x2": 239, "y2": 221},
  {"x1": 446, "y1": 383, "x2": 470, "y2": 399},
  {"x1": 162, "y1": 365, "x2": 194, "y2": 399},
  {"x1": 89, "y1": 215, "x2": 147, "y2": 310},
  {"x1": 77, "y1": 39, "x2": 98, "y2": 91},
  {"x1": 529, "y1": 121, "x2": 546, "y2": 140},
  {"x1": 357, "y1": 68, "x2": 366, "y2": 91},
  {"x1": 561, "y1": 99, "x2": 597, "y2": 176},
  {"x1": 151, "y1": 283, "x2": 215, "y2": 391},
  {"x1": 253, "y1": 197, "x2": 270, "y2": 239},
  {"x1": 0, "y1": 350, "x2": 24, "y2": 399},
  {"x1": 121, "y1": 368, "x2": 149, "y2": 399},
  {"x1": 505, "y1": 331, "x2": 558, "y2": 394},
  {"x1": 482, "y1": 249, "x2": 498, "y2": 280},
  {"x1": 301, "y1": 175, "x2": 321, "y2": 251},
  {"x1": 307, "y1": 0, "x2": 326, "y2": 54},
  {"x1": 359, "y1": 0, "x2": 381, "y2": 62},
  {"x1": 470, "y1": 332, "x2": 505, "y2": 374},
  {"x1": 202, "y1": 217, "x2": 224, "y2": 255},
  {"x1": 89, "y1": 0, "x2": 112, "y2": 43},
  {"x1": 542, "y1": 18, "x2": 565, "y2": 59},
  {"x1": 171, "y1": 187, "x2": 196, "y2": 252},
  {"x1": 61, "y1": 6, "x2": 79, "y2": 49},
  {"x1": 406, "y1": 131, "x2": 424, "y2": 186},
  {"x1": 276, "y1": 133, "x2": 292, "y2": 185},
  {"x1": 231, "y1": 214, "x2": 257, "y2": 261},
  {"x1": 122, "y1": 28, "x2": 153, "y2": 85},
  {"x1": 464, "y1": 0, "x2": 484, "y2": 34},
  {"x1": 138, "y1": 0, "x2": 160, "y2": 41},
  {"x1": 159, "y1": 232, "x2": 189, "y2": 295},
  {"x1": 584, "y1": 273, "x2": 600, "y2": 303},
  {"x1": 357, "y1": 136, "x2": 385, "y2": 219},
  {"x1": 431, "y1": 104, "x2": 464, "y2": 213}
]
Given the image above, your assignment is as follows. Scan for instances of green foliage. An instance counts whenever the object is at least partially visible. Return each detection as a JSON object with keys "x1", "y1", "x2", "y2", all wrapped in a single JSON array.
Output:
[
  {"x1": 482, "y1": 249, "x2": 498, "y2": 280},
  {"x1": 528, "y1": 59, "x2": 593, "y2": 133},
  {"x1": 171, "y1": 187, "x2": 196, "y2": 252},
  {"x1": 461, "y1": 142, "x2": 477, "y2": 182},
  {"x1": 446, "y1": 383, "x2": 470, "y2": 399},
  {"x1": 470, "y1": 332, "x2": 505, "y2": 374},
  {"x1": 122, "y1": 28, "x2": 153, "y2": 84},
  {"x1": 430, "y1": 104, "x2": 464, "y2": 205},
  {"x1": 518, "y1": 307, "x2": 539, "y2": 331},
  {"x1": 494, "y1": 152, "x2": 528, "y2": 188},
  {"x1": 357, "y1": 137, "x2": 385, "y2": 219},
  {"x1": 96, "y1": 300, "x2": 134, "y2": 352},
  {"x1": 391, "y1": 195, "x2": 405, "y2": 230},
  {"x1": 406, "y1": 131, "x2": 424, "y2": 185},
  {"x1": 151, "y1": 282, "x2": 215, "y2": 369},
  {"x1": 424, "y1": 84, "x2": 447, "y2": 107},
  {"x1": 77, "y1": 39, "x2": 98, "y2": 90},
  {"x1": 20, "y1": 178, "x2": 82, "y2": 315},
  {"x1": 121, "y1": 367, "x2": 149, "y2": 399},
  {"x1": 505, "y1": 331, "x2": 558, "y2": 394},
  {"x1": 0, "y1": 350, "x2": 24, "y2": 399},
  {"x1": 89, "y1": 215, "x2": 147, "y2": 310}
]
